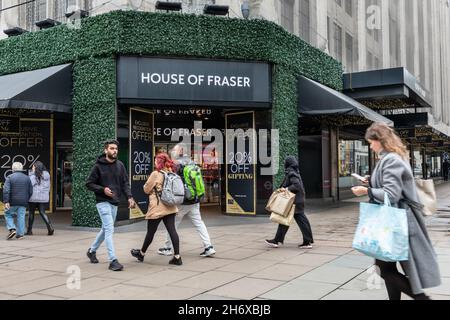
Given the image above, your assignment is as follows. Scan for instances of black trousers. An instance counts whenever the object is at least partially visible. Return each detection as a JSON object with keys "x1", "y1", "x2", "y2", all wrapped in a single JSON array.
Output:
[
  {"x1": 375, "y1": 260, "x2": 429, "y2": 300},
  {"x1": 28, "y1": 203, "x2": 53, "y2": 232},
  {"x1": 274, "y1": 208, "x2": 313, "y2": 244},
  {"x1": 142, "y1": 214, "x2": 180, "y2": 255}
]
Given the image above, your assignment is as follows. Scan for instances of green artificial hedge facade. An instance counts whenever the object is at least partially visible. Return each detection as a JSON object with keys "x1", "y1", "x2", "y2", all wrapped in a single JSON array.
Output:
[{"x1": 0, "y1": 11, "x2": 342, "y2": 227}]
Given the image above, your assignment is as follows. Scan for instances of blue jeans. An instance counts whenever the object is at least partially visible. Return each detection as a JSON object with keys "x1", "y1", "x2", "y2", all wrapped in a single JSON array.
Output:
[
  {"x1": 4, "y1": 206, "x2": 26, "y2": 236},
  {"x1": 90, "y1": 202, "x2": 118, "y2": 262}
]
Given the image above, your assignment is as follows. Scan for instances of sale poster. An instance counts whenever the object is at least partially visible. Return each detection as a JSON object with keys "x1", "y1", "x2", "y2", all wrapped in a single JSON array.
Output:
[
  {"x1": 129, "y1": 108, "x2": 154, "y2": 219},
  {"x1": 0, "y1": 118, "x2": 53, "y2": 214},
  {"x1": 225, "y1": 112, "x2": 256, "y2": 215}
]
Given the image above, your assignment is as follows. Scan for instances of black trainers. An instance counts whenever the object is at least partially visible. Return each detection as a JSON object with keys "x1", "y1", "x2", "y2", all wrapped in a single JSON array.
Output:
[
  {"x1": 48, "y1": 228, "x2": 54, "y2": 236},
  {"x1": 168, "y1": 256, "x2": 183, "y2": 266},
  {"x1": 25, "y1": 230, "x2": 33, "y2": 236},
  {"x1": 109, "y1": 259, "x2": 124, "y2": 271},
  {"x1": 131, "y1": 249, "x2": 145, "y2": 262},
  {"x1": 6, "y1": 229, "x2": 16, "y2": 240},
  {"x1": 87, "y1": 249, "x2": 99, "y2": 264},
  {"x1": 298, "y1": 243, "x2": 313, "y2": 249},
  {"x1": 200, "y1": 246, "x2": 216, "y2": 257},
  {"x1": 265, "y1": 239, "x2": 281, "y2": 248},
  {"x1": 15, "y1": 235, "x2": 24, "y2": 240}
]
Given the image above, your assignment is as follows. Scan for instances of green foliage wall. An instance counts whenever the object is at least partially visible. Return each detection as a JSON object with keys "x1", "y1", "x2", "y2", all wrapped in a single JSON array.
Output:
[{"x1": 0, "y1": 11, "x2": 342, "y2": 226}]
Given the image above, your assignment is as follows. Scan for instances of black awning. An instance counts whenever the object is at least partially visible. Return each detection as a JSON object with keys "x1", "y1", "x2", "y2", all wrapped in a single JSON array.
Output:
[
  {"x1": 342, "y1": 67, "x2": 432, "y2": 109},
  {"x1": 298, "y1": 76, "x2": 393, "y2": 126},
  {"x1": 0, "y1": 64, "x2": 72, "y2": 113}
]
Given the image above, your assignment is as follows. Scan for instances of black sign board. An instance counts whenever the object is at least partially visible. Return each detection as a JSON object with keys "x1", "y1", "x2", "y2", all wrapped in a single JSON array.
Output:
[
  {"x1": 0, "y1": 115, "x2": 20, "y2": 134},
  {"x1": 225, "y1": 112, "x2": 256, "y2": 215},
  {"x1": 0, "y1": 119, "x2": 53, "y2": 213},
  {"x1": 117, "y1": 56, "x2": 271, "y2": 108},
  {"x1": 129, "y1": 108, "x2": 154, "y2": 219},
  {"x1": 397, "y1": 128, "x2": 415, "y2": 139}
]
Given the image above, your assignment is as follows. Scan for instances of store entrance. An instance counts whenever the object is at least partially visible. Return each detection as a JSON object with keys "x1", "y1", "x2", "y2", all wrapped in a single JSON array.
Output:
[
  {"x1": 56, "y1": 144, "x2": 73, "y2": 210},
  {"x1": 153, "y1": 107, "x2": 226, "y2": 216}
]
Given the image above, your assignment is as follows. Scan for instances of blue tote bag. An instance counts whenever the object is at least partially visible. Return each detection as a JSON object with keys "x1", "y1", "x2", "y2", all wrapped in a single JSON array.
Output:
[{"x1": 352, "y1": 193, "x2": 409, "y2": 262}]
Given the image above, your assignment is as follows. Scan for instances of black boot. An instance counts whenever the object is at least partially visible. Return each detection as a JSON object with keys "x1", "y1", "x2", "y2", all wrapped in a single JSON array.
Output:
[
  {"x1": 40, "y1": 210, "x2": 54, "y2": 235},
  {"x1": 26, "y1": 211, "x2": 35, "y2": 235}
]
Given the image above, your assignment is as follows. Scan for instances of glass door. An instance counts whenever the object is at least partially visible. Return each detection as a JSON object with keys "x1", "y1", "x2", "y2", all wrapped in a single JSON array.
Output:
[{"x1": 56, "y1": 146, "x2": 73, "y2": 209}]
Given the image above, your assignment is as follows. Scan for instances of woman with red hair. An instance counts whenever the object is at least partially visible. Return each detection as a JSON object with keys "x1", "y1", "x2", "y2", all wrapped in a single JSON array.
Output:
[{"x1": 130, "y1": 153, "x2": 182, "y2": 265}]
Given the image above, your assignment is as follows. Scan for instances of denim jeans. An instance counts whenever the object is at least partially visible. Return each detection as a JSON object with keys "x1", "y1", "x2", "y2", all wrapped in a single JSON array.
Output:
[
  {"x1": 4, "y1": 206, "x2": 26, "y2": 236},
  {"x1": 90, "y1": 202, "x2": 118, "y2": 262},
  {"x1": 164, "y1": 203, "x2": 212, "y2": 249}
]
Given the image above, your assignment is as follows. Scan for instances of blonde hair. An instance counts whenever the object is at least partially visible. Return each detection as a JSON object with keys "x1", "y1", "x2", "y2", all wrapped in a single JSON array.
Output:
[{"x1": 365, "y1": 122, "x2": 409, "y2": 160}]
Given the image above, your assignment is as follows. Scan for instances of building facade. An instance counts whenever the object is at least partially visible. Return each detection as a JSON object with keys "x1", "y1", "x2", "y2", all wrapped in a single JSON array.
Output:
[
  {"x1": 0, "y1": 9, "x2": 349, "y2": 227},
  {"x1": 0, "y1": 1, "x2": 449, "y2": 207}
]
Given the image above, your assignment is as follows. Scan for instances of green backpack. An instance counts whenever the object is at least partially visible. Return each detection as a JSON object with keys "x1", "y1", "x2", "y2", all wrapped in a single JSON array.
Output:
[{"x1": 182, "y1": 164, "x2": 205, "y2": 202}]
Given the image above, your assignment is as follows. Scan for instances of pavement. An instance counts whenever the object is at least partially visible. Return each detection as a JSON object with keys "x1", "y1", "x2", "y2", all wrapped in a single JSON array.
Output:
[{"x1": 0, "y1": 185, "x2": 449, "y2": 300}]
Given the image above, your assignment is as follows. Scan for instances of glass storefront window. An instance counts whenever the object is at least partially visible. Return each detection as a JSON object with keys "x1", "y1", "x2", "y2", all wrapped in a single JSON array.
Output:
[
  {"x1": 155, "y1": 143, "x2": 221, "y2": 205},
  {"x1": 413, "y1": 149, "x2": 423, "y2": 179},
  {"x1": 338, "y1": 140, "x2": 369, "y2": 193}
]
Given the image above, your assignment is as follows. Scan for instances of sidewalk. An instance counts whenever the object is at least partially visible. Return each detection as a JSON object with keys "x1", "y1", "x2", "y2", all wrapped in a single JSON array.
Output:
[{"x1": 0, "y1": 188, "x2": 449, "y2": 300}]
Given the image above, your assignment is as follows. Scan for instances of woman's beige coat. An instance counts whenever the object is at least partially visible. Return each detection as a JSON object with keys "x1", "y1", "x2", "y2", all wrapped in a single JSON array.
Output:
[{"x1": 143, "y1": 170, "x2": 178, "y2": 219}]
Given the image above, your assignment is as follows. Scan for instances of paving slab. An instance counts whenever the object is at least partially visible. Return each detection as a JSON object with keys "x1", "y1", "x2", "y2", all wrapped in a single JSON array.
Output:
[
  {"x1": 283, "y1": 253, "x2": 339, "y2": 267},
  {"x1": 249, "y1": 264, "x2": 316, "y2": 281},
  {"x1": 321, "y1": 288, "x2": 388, "y2": 300},
  {"x1": 296, "y1": 264, "x2": 364, "y2": 285},
  {"x1": 172, "y1": 271, "x2": 246, "y2": 291},
  {"x1": 206, "y1": 277, "x2": 284, "y2": 300},
  {"x1": 259, "y1": 279, "x2": 339, "y2": 300},
  {"x1": 129, "y1": 285, "x2": 205, "y2": 300},
  {"x1": 217, "y1": 259, "x2": 278, "y2": 274},
  {"x1": 125, "y1": 269, "x2": 200, "y2": 288}
]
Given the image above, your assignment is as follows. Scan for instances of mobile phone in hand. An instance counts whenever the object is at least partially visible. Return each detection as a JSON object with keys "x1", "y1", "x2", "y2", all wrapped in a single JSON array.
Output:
[{"x1": 351, "y1": 173, "x2": 367, "y2": 182}]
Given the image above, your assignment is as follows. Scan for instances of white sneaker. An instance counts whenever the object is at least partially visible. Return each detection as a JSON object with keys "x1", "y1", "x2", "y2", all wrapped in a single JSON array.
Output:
[
  {"x1": 200, "y1": 246, "x2": 216, "y2": 257},
  {"x1": 157, "y1": 247, "x2": 174, "y2": 256}
]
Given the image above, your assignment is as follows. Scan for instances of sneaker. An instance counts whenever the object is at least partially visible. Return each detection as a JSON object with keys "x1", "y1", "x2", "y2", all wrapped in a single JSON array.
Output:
[
  {"x1": 200, "y1": 246, "x2": 216, "y2": 257},
  {"x1": 298, "y1": 243, "x2": 313, "y2": 249},
  {"x1": 86, "y1": 249, "x2": 99, "y2": 264},
  {"x1": 157, "y1": 247, "x2": 173, "y2": 256},
  {"x1": 25, "y1": 230, "x2": 33, "y2": 236},
  {"x1": 6, "y1": 229, "x2": 16, "y2": 240},
  {"x1": 131, "y1": 249, "x2": 145, "y2": 262},
  {"x1": 109, "y1": 259, "x2": 124, "y2": 271},
  {"x1": 15, "y1": 235, "x2": 24, "y2": 240},
  {"x1": 48, "y1": 228, "x2": 54, "y2": 236},
  {"x1": 168, "y1": 256, "x2": 183, "y2": 266},
  {"x1": 265, "y1": 239, "x2": 281, "y2": 248}
]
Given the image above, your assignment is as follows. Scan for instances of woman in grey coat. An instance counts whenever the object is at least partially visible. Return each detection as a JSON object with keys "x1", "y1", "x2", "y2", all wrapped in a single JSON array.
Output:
[
  {"x1": 352, "y1": 122, "x2": 441, "y2": 300},
  {"x1": 27, "y1": 161, "x2": 54, "y2": 235}
]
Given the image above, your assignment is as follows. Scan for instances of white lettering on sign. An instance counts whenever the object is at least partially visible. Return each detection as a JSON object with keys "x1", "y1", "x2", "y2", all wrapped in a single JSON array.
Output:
[{"x1": 141, "y1": 73, "x2": 251, "y2": 88}]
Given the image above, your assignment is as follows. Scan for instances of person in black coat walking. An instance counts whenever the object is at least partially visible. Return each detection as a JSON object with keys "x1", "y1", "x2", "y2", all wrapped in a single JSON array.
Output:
[{"x1": 265, "y1": 156, "x2": 314, "y2": 249}]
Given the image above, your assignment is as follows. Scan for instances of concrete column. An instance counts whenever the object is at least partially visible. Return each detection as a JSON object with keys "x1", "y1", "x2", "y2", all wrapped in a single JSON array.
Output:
[
  {"x1": 315, "y1": 0, "x2": 329, "y2": 52},
  {"x1": 381, "y1": 0, "x2": 390, "y2": 68},
  {"x1": 357, "y1": 0, "x2": 367, "y2": 71},
  {"x1": 413, "y1": 0, "x2": 420, "y2": 77},
  {"x1": 398, "y1": 0, "x2": 407, "y2": 67}
]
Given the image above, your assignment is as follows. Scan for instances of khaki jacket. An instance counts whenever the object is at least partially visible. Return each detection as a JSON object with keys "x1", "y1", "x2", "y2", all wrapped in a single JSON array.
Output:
[{"x1": 143, "y1": 170, "x2": 178, "y2": 219}]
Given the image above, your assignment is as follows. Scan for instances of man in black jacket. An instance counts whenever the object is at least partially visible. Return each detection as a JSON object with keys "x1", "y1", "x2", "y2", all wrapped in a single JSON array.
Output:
[
  {"x1": 3, "y1": 162, "x2": 33, "y2": 240},
  {"x1": 86, "y1": 140, "x2": 136, "y2": 271}
]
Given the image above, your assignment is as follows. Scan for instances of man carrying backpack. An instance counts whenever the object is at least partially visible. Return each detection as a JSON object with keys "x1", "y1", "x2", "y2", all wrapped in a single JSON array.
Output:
[{"x1": 158, "y1": 143, "x2": 216, "y2": 257}]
